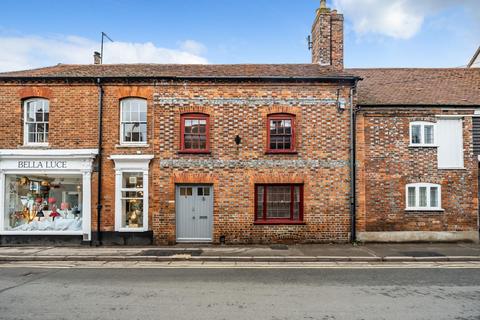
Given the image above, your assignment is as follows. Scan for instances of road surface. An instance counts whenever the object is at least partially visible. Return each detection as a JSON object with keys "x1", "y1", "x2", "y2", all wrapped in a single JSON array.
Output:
[{"x1": 0, "y1": 263, "x2": 479, "y2": 320}]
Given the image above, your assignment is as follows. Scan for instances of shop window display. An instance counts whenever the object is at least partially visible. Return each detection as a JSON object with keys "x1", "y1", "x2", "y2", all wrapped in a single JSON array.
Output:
[
  {"x1": 4, "y1": 174, "x2": 83, "y2": 232},
  {"x1": 121, "y1": 172, "x2": 144, "y2": 229}
]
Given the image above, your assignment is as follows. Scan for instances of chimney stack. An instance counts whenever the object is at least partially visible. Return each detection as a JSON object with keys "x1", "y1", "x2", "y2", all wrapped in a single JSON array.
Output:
[
  {"x1": 93, "y1": 51, "x2": 101, "y2": 65},
  {"x1": 311, "y1": 0, "x2": 344, "y2": 69}
]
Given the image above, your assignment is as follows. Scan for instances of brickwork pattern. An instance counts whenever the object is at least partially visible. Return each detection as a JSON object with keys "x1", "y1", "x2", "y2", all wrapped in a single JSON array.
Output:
[{"x1": 356, "y1": 109, "x2": 478, "y2": 233}]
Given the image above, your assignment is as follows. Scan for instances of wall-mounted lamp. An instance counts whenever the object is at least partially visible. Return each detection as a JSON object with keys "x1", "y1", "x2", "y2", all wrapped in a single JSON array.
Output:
[{"x1": 235, "y1": 135, "x2": 242, "y2": 145}]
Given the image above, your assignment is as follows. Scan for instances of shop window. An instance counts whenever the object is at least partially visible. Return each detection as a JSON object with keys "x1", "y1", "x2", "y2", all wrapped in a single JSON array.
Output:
[
  {"x1": 405, "y1": 183, "x2": 442, "y2": 211},
  {"x1": 255, "y1": 184, "x2": 303, "y2": 223},
  {"x1": 120, "y1": 98, "x2": 147, "y2": 144},
  {"x1": 267, "y1": 114, "x2": 296, "y2": 153},
  {"x1": 409, "y1": 121, "x2": 435, "y2": 147},
  {"x1": 180, "y1": 113, "x2": 210, "y2": 153},
  {"x1": 24, "y1": 98, "x2": 49, "y2": 145},
  {"x1": 120, "y1": 172, "x2": 145, "y2": 229},
  {"x1": 4, "y1": 174, "x2": 82, "y2": 232}
]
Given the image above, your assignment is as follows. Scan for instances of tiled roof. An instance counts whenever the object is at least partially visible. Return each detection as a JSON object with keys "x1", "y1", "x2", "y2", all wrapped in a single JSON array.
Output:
[
  {"x1": 2, "y1": 64, "x2": 479, "y2": 106},
  {"x1": 0, "y1": 63, "x2": 356, "y2": 79},
  {"x1": 348, "y1": 68, "x2": 480, "y2": 106}
]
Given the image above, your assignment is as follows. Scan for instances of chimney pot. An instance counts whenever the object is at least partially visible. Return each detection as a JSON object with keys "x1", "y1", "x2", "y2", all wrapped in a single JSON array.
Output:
[{"x1": 93, "y1": 51, "x2": 101, "y2": 65}]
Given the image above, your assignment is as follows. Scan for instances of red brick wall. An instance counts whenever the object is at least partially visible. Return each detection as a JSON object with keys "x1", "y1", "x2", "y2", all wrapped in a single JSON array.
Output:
[
  {"x1": 149, "y1": 82, "x2": 353, "y2": 244},
  {"x1": 0, "y1": 80, "x2": 354, "y2": 244},
  {"x1": 356, "y1": 109, "x2": 478, "y2": 234}
]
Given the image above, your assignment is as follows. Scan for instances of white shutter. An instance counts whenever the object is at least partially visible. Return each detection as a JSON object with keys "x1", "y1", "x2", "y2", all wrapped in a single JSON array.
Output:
[{"x1": 437, "y1": 118, "x2": 464, "y2": 169}]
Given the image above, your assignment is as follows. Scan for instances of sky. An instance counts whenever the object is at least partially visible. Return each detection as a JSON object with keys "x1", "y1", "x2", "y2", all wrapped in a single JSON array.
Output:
[{"x1": 0, "y1": 0, "x2": 479, "y2": 72}]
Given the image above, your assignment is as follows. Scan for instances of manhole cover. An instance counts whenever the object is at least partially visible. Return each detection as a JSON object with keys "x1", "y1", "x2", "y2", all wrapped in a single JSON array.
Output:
[
  {"x1": 137, "y1": 249, "x2": 203, "y2": 256},
  {"x1": 401, "y1": 251, "x2": 445, "y2": 257},
  {"x1": 270, "y1": 244, "x2": 289, "y2": 250}
]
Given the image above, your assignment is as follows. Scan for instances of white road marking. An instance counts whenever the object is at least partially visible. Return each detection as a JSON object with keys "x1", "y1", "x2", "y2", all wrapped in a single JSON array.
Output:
[{"x1": 1, "y1": 261, "x2": 480, "y2": 269}]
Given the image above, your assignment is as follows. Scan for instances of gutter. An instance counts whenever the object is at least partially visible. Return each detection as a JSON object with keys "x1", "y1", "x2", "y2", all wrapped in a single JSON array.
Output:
[
  {"x1": 95, "y1": 78, "x2": 104, "y2": 246},
  {"x1": 0, "y1": 75, "x2": 362, "y2": 83}
]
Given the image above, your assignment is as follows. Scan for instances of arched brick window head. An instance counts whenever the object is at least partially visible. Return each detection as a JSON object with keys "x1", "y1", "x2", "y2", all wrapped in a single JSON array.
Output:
[
  {"x1": 267, "y1": 114, "x2": 296, "y2": 153},
  {"x1": 180, "y1": 113, "x2": 210, "y2": 153}
]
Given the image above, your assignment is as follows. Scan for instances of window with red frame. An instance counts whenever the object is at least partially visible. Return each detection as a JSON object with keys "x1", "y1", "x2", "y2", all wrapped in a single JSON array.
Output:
[
  {"x1": 180, "y1": 113, "x2": 210, "y2": 153},
  {"x1": 267, "y1": 114, "x2": 295, "y2": 153},
  {"x1": 255, "y1": 184, "x2": 303, "y2": 223}
]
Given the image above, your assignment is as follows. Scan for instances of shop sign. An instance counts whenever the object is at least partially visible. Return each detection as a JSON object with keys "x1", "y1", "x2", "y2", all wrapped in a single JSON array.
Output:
[{"x1": 17, "y1": 160, "x2": 68, "y2": 169}]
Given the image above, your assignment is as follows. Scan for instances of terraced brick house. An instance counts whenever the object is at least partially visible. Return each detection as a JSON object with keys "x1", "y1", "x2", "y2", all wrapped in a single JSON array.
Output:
[{"x1": 0, "y1": 1, "x2": 478, "y2": 245}]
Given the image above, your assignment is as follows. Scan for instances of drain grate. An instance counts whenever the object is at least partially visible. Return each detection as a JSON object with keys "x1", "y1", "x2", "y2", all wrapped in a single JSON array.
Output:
[
  {"x1": 401, "y1": 251, "x2": 445, "y2": 257},
  {"x1": 137, "y1": 249, "x2": 203, "y2": 256}
]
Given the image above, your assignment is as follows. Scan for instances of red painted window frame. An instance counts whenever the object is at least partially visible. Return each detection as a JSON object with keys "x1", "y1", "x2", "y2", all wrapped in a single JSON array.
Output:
[
  {"x1": 179, "y1": 113, "x2": 210, "y2": 154},
  {"x1": 254, "y1": 184, "x2": 304, "y2": 224},
  {"x1": 266, "y1": 113, "x2": 296, "y2": 154}
]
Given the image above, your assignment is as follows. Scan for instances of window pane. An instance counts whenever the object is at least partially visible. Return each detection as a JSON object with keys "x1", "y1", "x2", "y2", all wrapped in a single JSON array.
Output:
[
  {"x1": 419, "y1": 187, "x2": 427, "y2": 207},
  {"x1": 408, "y1": 187, "x2": 416, "y2": 208},
  {"x1": 430, "y1": 187, "x2": 438, "y2": 208},
  {"x1": 122, "y1": 172, "x2": 143, "y2": 189},
  {"x1": 203, "y1": 187, "x2": 210, "y2": 196},
  {"x1": 411, "y1": 125, "x2": 421, "y2": 144},
  {"x1": 122, "y1": 198, "x2": 143, "y2": 228},
  {"x1": 269, "y1": 117, "x2": 293, "y2": 150},
  {"x1": 266, "y1": 186, "x2": 291, "y2": 219},
  {"x1": 293, "y1": 186, "x2": 301, "y2": 220},
  {"x1": 424, "y1": 125, "x2": 434, "y2": 144},
  {"x1": 256, "y1": 186, "x2": 264, "y2": 219}
]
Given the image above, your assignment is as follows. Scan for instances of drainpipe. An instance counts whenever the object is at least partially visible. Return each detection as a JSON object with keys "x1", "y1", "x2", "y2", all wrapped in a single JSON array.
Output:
[
  {"x1": 349, "y1": 81, "x2": 358, "y2": 243},
  {"x1": 95, "y1": 78, "x2": 104, "y2": 246}
]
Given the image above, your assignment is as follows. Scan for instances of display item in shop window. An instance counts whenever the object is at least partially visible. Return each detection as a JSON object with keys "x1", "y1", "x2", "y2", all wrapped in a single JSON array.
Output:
[
  {"x1": 19, "y1": 176, "x2": 30, "y2": 186},
  {"x1": 49, "y1": 208, "x2": 61, "y2": 221},
  {"x1": 128, "y1": 210, "x2": 139, "y2": 228},
  {"x1": 36, "y1": 209, "x2": 44, "y2": 221},
  {"x1": 72, "y1": 206, "x2": 81, "y2": 219}
]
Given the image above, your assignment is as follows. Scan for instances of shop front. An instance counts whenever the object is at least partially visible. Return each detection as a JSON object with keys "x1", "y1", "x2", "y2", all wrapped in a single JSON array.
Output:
[{"x1": 0, "y1": 149, "x2": 97, "y2": 242}]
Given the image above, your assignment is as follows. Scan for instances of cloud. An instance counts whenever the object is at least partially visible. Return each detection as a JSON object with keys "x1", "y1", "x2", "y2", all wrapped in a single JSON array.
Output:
[
  {"x1": 0, "y1": 35, "x2": 208, "y2": 72},
  {"x1": 333, "y1": 0, "x2": 479, "y2": 39}
]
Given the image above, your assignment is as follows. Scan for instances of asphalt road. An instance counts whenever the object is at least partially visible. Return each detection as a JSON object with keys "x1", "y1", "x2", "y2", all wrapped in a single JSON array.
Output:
[{"x1": 0, "y1": 266, "x2": 479, "y2": 320}]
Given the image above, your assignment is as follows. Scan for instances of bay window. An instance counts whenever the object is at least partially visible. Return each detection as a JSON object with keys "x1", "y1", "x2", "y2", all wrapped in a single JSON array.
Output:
[{"x1": 255, "y1": 184, "x2": 303, "y2": 223}]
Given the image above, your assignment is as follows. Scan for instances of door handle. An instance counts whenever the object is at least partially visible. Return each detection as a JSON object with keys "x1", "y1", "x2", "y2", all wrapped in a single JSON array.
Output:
[
  {"x1": 199, "y1": 216, "x2": 208, "y2": 219},
  {"x1": 192, "y1": 216, "x2": 196, "y2": 220}
]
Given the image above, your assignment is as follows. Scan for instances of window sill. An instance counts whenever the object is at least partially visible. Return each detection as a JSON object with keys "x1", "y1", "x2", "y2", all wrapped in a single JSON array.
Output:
[
  {"x1": 21, "y1": 143, "x2": 49, "y2": 148},
  {"x1": 265, "y1": 151, "x2": 298, "y2": 155},
  {"x1": 178, "y1": 150, "x2": 211, "y2": 155},
  {"x1": 438, "y1": 167, "x2": 466, "y2": 170},
  {"x1": 117, "y1": 228, "x2": 148, "y2": 233},
  {"x1": 115, "y1": 144, "x2": 150, "y2": 148},
  {"x1": 408, "y1": 144, "x2": 438, "y2": 148},
  {"x1": 405, "y1": 208, "x2": 445, "y2": 213},
  {"x1": 254, "y1": 220, "x2": 305, "y2": 225}
]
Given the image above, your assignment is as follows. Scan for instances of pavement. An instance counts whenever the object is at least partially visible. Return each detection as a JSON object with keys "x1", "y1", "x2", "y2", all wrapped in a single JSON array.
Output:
[{"x1": 0, "y1": 242, "x2": 480, "y2": 263}]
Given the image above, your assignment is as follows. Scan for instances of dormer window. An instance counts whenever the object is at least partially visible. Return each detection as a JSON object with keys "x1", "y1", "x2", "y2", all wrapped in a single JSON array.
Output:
[
  {"x1": 24, "y1": 98, "x2": 49, "y2": 146},
  {"x1": 410, "y1": 121, "x2": 435, "y2": 147}
]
